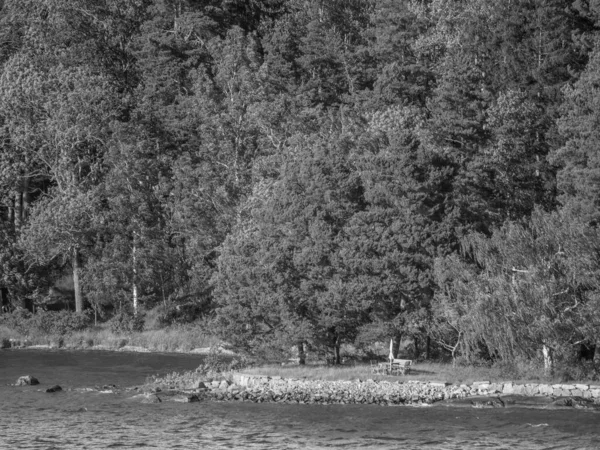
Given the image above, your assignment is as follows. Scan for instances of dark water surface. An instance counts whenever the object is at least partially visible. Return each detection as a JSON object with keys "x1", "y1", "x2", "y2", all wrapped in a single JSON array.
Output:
[{"x1": 1, "y1": 350, "x2": 599, "y2": 449}]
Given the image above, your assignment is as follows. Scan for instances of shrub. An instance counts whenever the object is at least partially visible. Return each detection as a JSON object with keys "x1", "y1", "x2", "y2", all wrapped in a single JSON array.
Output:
[
  {"x1": 0, "y1": 308, "x2": 33, "y2": 335},
  {"x1": 107, "y1": 310, "x2": 145, "y2": 334},
  {"x1": 32, "y1": 310, "x2": 91, "y2": 336},
  {"x1": 195, "y1": 347, "x2": 252, "y2": 376},
  {"x1": 0, "y1": 309, "x2": 90, "y2": 336},
  {"x1": 144, "y1": 302, "x2": 205, "y2": 330}
]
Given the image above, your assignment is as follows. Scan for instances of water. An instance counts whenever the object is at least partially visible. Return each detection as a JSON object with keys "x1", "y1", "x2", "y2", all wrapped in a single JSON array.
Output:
[{"x1": 1, "y1": 350, "x2": 599, "y2": 449}]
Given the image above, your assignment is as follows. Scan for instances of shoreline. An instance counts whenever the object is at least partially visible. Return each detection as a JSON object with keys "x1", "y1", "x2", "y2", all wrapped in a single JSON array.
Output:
[
  {"x1": 137, "y1": 371, "x2": 600, "y2": 411},
  {"x1": 226, "y1": 373, "x2": 600, "y2": 409},
  {"x1": 6, "y1": 344, "x2": 600, "y2": 410},
  {"x1": 2, "y1": 338, "x2": 236, "y2": 355}
]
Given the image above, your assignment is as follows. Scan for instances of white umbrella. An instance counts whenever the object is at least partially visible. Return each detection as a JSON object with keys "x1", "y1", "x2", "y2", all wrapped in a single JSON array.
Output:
[{"x1": 389, "y1": 338, "x2": 394, "y2": 361}]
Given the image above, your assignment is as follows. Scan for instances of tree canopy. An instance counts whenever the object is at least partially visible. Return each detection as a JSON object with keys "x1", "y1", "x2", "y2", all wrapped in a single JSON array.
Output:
[{"x1": 1, "y1": 0, "x2": 600, "y2": 372}]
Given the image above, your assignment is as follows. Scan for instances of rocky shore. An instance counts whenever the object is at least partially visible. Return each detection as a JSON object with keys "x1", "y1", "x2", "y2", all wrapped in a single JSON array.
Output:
[
  {"x1": 136, "y1": 373, "x2": 600, "y2": 410},
  {"x1": 12, "y1": 370, "x2": 600, "y2": 410}
]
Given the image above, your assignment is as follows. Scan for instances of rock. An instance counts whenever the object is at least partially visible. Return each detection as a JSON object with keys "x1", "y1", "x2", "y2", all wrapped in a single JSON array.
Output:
[
  {"x1": 219, "y1": 380, "x2": 230, "y2": 390},
  {"x1": 472, "y1": 381, "x2": 490, "y2": 391},
  {"x1": 512, "y1": 384, "x2": 526, "y2": 395},
  {"x1": 547, "y1": 397, "x2": 598, "y2": 409},
  {"x1": 171, "y1": 394, "x2": 200, "y2": 403},
  {"x1": 502, "y1": 383, "x2": 514, "y2": 394},
  {"x1": 96, "y1": 384, "x2": 117, "y2": 392},
  {"x1": 141, "y1": 394, "x2": 162, "y2": 404},
  {"x1": 523, "y1": 384, "x2": 539, "y2": 396},
  {"x1": 46, "y1": 385, "x2": 62, "y2": 393},
  {"x1": 16, "y1": 375, "x2": 39, "y2": 386},
  {"x1": 471, "y1": 397, "x2": 505, "y2": 408},
  {"x1": 183, "y1": 380, "x2": 206, "y2": 390}
]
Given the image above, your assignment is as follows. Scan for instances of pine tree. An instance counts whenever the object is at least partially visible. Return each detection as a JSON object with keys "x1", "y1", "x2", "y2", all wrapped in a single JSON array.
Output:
[{"x1": 213, "y1": 124, "x2": 367, "y2": 362}]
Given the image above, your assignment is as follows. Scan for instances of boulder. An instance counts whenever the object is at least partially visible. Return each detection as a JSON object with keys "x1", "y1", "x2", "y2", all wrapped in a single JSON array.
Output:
[
  {"x1": 46, "y1": 385, "x2": 62, "y2": 393},
  {"x1": 523, "y1": 384, "x2": 539, "y2": 396},
  {"x1": 547, "y1": 397, "x2": 599, "y2": 410},
  {"x1": 16, "y1": 375, "x2": 39, "y2": 386},
  {"x1": 487, "y1": 383, "x2": 502, "y2": 393},
  {"x1": 472, "y1": 381, "x2": 490, "y2": 390},
  {"x1": 141, "y1": 394, "x2": 162, "y2": 404},
  {"x1": 171, "y1": 394, "x2": 200, "y2": 403},
  {"x1": 183, "y1": 380, "x2": 206, "y2": 390},
  {"x1": 502, "y1": 383, "x2": 514, "y2": 394},
  {"x1": 510, "y1": 384, "x2": 523, "y2": 395}
]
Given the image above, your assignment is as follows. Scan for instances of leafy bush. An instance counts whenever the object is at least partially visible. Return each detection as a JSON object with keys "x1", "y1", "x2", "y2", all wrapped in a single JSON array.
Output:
[
  {"x1": 31, "y1": 310, "x2": 91, "y2": 336},
  {"x1": 107, "y1": 310, "x2": 145, "y2": 334},
  {"x1": 144, "y1": 302, "x2": 206, "y2": 330},
  {"x1": 0, "y1": 308, "x2": 33, "y2": 335},
  {"x1": 195, "y1": 347, "x2": 251, "y2": 376},
  {"x1": 0, "y1": 309, "x2": 90, "y2": 336}
]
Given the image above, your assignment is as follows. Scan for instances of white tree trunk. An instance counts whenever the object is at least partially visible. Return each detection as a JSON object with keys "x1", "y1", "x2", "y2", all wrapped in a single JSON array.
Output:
[
  {"x1": 542, "y1": 344, "x2": 553, "y2": 375},
  {"x1": 73, "y1": 248, "x2": 83, "y2": 313},
  {"x1": 132, "y1": 237, "x2": 138, "y2": 315}
]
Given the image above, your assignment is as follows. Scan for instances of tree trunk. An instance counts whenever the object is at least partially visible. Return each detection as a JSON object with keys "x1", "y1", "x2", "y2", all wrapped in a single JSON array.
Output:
[
  {"x1": 413, "y1": 335, "x2": 420, "y2": 359},
  {"x1": 22, "y1": 177, "x2": 29, "y2": 222},
  {"x1": 542, "y1": 344, "x2": 553, "y2": 375},
  {"x1": 425, "y1": 335, "x2": 431, "y2": 360},
  {"x1": 73, "y1": 248, "x2": 83, "y2": 313},
  {"x1": 297, "y1": 341, "x2": 306, "y2": 365},
  {"x1": 132, "y1": 237, "x2": 138, "y2": 315},
  {"x1": 334, "y1": 336, "x2": 341, "y2": 364},
  {"x1": 392, "y1": 333, "x2": 402, "y2": 359},
  {"x1": 14, "y1": 190, "x2": 23, "y2": 229},
  {"x1": 8, "y1": 196, "x2": 15, "y2": 232}
]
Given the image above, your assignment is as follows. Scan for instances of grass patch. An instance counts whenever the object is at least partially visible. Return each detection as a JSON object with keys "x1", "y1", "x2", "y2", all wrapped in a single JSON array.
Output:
[
  {"x1": 243, "y1": 360, "x2": 599, "y2": 385},
  {"x1": 0, "y1": 321, "x2": 220, "y2": 353},
  {"x1": 63, "y1": 324, "x2": 220, "y2": 352}
]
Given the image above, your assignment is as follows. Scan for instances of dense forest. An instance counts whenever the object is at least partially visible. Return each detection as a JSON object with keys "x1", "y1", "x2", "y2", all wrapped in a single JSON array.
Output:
[{"x1": 1, "y1": 0, "x2": 600, "y2": 373}]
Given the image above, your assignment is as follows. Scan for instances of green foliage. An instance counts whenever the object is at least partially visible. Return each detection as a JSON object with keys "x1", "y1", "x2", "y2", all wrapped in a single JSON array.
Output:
[
  {"x1": 0, "y1": 0, "x2": 599, "y2": 375},
  {"x1": 107, "y1": 310, "x2": 145, "y2": 334},
  {"x1": 144, "y1": 302, "x2": 207, "y2": 329},
  {"x1": 0, "y1": 309, "x2": 91, "y2": 337},
  {"x1": 433, "y1": 208, "x2": 600, "y2": 368},
  {"x1": 212, "y1": 124, "x2": 369, "y2": 358},
  {"x1": 196, "y1": 347, "x2": 252, "y2": 376}
]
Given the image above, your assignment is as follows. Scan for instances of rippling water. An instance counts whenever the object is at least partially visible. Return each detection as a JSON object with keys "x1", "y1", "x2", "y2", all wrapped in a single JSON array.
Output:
[{"x1": 1, "y1": 350, "x2": 599, "y2": 449}]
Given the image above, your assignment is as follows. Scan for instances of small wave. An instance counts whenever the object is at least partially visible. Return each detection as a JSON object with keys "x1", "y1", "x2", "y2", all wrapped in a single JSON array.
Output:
[{"x1": 526, "y1": 423, "x2": 549, "y2": 428}]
